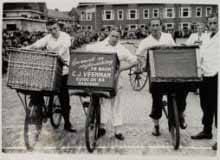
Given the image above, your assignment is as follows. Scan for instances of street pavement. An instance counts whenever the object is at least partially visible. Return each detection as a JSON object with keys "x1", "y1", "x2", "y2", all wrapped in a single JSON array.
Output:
[{"x1": 2, "y1": 39, "x2": 217, "y2": 156}]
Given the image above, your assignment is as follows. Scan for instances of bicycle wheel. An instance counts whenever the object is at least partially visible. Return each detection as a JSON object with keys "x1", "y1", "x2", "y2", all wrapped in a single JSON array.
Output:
[
  {"x1": 24, "y1": 95, "x2": 43, "y2": 150},
  {"x1": 49, "y1": 95, "x2": 62, "y2": 129},
  {"x1": 85, "y1": 96, "x2": 99, "y2": 153},
  {"x1": 168, "y1": 95, "x2": 180, "y2": 150},
  {"x1": 129, "y1": 65, "x2": 148, "y2": 91}
]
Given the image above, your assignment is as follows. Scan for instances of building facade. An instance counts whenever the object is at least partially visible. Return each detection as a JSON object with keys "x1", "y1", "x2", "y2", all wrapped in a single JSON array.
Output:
[
  {"x1": 3, "y1": 2, "x2": 47, "y2": 32},
  {"x1": 47, "y1": 9, "x2": 77, "y2": 30},
  {"x1": 77, "y1": 2, "x2": 218, "y2": 32}
]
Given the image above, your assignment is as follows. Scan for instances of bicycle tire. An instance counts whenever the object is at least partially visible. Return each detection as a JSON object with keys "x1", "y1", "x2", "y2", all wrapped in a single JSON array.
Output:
[
  {"x1": 129, "y1": 66, "x2": 148, "y2": 91},
  {"x1": 50, "y1": 95, "x2": 62, "y2": 129},
  {"x1": 24, "y1": 95, "x2": 43, "y2": 150},
  {"x1": 168, "y1": 95, "x2": 180, "y2": 150},
  {"x1": 85, "y1": 96, "x2": 99, "y2": 153}
]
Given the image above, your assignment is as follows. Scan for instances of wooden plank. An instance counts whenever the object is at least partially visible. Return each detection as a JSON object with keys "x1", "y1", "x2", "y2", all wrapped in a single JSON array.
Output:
[{"x1": 149, "y1": 47, "x2": 202, "y2": 83}]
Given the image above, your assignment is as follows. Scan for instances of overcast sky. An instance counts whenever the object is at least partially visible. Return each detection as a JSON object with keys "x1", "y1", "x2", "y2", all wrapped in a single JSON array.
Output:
[{"x1": 2, "y1": 0, "x2": 220, "y2": 11}]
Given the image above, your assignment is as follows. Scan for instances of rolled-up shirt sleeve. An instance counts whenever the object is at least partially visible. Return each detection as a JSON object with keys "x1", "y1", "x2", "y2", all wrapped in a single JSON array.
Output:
[
  {"x1": 135, "y1": 39, "x2": 148, "y2": 57},
  {"x1": 118, "y1": 44, "x2": 137, "y2": 65},
  {"x1": 27, "y1": 35, "x2": 49, "y2": 49}
]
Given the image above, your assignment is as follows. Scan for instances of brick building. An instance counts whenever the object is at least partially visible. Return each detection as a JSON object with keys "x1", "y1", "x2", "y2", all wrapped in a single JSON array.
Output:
[
  {"x1": 77, "y1": 2, "x2": 218, "y2": 32},
  {"x1": 3, "y1": 2, "x2": 47, "y2": 32}
]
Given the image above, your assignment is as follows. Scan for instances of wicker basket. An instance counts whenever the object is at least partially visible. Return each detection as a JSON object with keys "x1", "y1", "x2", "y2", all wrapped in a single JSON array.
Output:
[{"x1": 7, "y1": 48, "x2": 63, "y2": 92}]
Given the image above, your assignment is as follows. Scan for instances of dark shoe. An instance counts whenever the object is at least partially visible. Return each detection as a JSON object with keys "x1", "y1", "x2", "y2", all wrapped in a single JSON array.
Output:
[
  {"x1": 152, "y1": 125, "x2": 160, "y2": 136},
  {"x1": 115, "y1": 133, "x2": 125, "y2": 141},
  {"x1": 191, "y1": 131, "x2": 212, "y2": 139},
  {"x1": 97, "y1": 128, "x2": 106, "y2": 139},
  {"x1": 212, "y1": 142, "x2": 217, "y2": 150},
  {"x1": 64, "y1": 123, "x2": 77, "y2": 133},
  {"x1": 179, "y1": 114, "x2": 187, "y2": 129}
]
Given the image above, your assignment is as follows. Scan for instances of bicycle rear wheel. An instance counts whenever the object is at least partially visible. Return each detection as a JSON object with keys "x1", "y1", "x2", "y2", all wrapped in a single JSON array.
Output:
[
  {"x1": 24, "y1": 95, "x2": 43, "y2": 150},
  {"x1": 49, "y1": 95, "x2": 62, "y2": 129},
  {"x1": 168, "y1": 94, "x2": 180, "y2": 150},
  {"x1": 85, "y1": 96, "x2": 100, "y2": 153},
  {"x1": 129, "y1": 65, "x2": 148, "y2": 91}
]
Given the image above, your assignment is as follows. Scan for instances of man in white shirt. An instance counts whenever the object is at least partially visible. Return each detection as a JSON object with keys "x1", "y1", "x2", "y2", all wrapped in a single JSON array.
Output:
[
  {"x1": 25, "y1": 20, "x2": 76, "y2": 132},
  {"x1": 191, "y1": 15, "x2": 219, "y2": 150},
  {"x1": 185, "y1": 23, "x2": 210, "y2": 95},
  {"x1": 136, "y1": 18, "x2": 188, "y2": 136},
  {"x1": 185, "y1": 23, "x2": 210, "y2": 46},
  {"x1": 86, "y1": 27, "x2": 138, "y2": 140}
]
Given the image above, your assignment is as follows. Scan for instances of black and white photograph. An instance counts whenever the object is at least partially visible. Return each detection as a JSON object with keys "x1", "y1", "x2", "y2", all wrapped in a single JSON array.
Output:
[{"x1": 1, "y1": 0, "x2": 220, "y2": 159}]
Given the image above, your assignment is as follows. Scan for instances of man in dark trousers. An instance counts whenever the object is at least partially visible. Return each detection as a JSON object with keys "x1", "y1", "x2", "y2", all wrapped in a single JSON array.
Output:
[
  {"x1": 25, "y1": 20, "x2": 76, "y2": 132},
  {"x1": 191, "y1": 15, "x2": 219, "y2": 151},
  {"x1": 136, "y1": 18, "x2": 188, "y2": 136}
]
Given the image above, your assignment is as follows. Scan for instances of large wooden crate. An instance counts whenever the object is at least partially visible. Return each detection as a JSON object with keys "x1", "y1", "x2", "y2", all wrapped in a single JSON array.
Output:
[
  {"x1": 7, "y1": 48, "x2": 63, "y2": 92},
  {"x1": 67, "y1": 51, "x2": 120, "y2": 97},
  {"x1": 148, "y1": 46, "x2": 202, "y2": 84}
]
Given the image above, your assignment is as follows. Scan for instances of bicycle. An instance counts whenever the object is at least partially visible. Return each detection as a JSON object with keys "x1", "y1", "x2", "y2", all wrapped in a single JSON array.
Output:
[
  {"x1": 160, "y1": 92, "x2": 180, "y2": 150},
  {"x1": 67, "y1": 51, "x2": 120, "y2": 153},
  {"x1": 16, "y1": 91, "x2": 62, "y2": 150},
  {"x1": 148, "y1": 46, "x2": 201, "y2": 150},
  {"x1": 6, "y1": 48, "x2": 64, "y2": 150},
  {"x1": 121, "y1": 41, "x2": 148, "y2": 91},
  {"x1": 70, "y1": 90, "x2": 110, "y2": 153}
]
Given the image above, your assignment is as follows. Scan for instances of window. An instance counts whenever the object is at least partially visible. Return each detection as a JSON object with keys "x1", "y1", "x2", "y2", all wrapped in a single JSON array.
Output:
[
  {"x1": 206, "y1": 7, "x2": 212, "y2": 17},
  {"x1": 33, "y1": 16, "x2": 40, "y2": 19},
  {"x1": 165, "y1": 8, "x2": 175, "y2": 18},
  {"x1": 103, "y1": 25, "x2": 114, "y2": 31},
  {"x1": 6, "y1": 24, "x2": 17, "y2": 31},
  {"x1": 128, "y1": 24, "x2": 137, "y2": 30},
  {"x1": 87, "y1": 25, "x2": 92, "y2": 30},
  {"x1": 80, "y1": 11, "x2": 86, "y2": 21},
  {"x1": 128, "y1": 9, "x2": 138, "y2": 20},
  {"x1": 165, "y1": 23, "x2": 174, "y2": 30},
  {"x1": 140, "y1": 24, "x2": 145, "y2": 28},
  {"x1": 21, "y1": 14, "x2": 28, "y2": 18},
  {"x1": 86, "y1": 12, "x2": 92, "y2": 21},
  {"x1": 103, "y1": 10, "x2": 114, "y2": 20},
  {"x1": 152, "y1": 8, "x2": 159, "y2": 18},
  {"x1": 117, "y1": 10, "x2": 124, "y2": 20},
  {"x1": 143, "y1": 9, "x2": 149, "y2": 19},
  {"x1": 196, "y1": 7, "x2": 202, "y2": 17},
  {"x1": 181, "y1": 23, "x2": 190, "y2": 30},
  {"x1": 180, "y1": 7, "x2": 191, "y2": 18}
]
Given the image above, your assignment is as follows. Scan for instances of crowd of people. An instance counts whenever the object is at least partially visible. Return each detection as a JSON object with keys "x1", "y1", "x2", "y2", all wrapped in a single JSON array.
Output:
[{"x1": 1, "y1": 22, "x2": 208, "y2": 74}]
